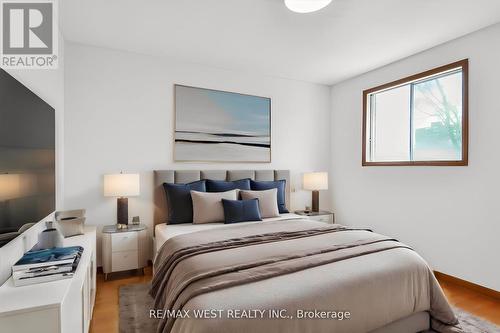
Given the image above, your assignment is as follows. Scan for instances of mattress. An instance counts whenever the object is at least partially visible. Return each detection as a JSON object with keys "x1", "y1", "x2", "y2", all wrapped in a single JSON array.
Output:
[
  {"x1": 151, "y1": 218, "x2": 461, "y2": 333},
  {"x1": 154, "y1": 213, "x2": 303, "y2": 255}
]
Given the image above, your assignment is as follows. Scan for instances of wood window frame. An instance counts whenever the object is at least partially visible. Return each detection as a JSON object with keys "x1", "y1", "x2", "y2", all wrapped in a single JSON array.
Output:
[{"x1": 362, "y1": 59, "x2": 469, "y2": 166}]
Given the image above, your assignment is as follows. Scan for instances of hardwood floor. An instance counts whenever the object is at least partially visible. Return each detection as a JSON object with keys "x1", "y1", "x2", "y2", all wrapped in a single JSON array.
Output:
[
  {"x1": 90, "y1": 267, "x2": 500, "y2": 333},
  {"x1": 90, "y1": 267, "x2": 152, "y2": 333},
  {"x1": 438, "y1": 277, "x2": 500, "y2": 325}
]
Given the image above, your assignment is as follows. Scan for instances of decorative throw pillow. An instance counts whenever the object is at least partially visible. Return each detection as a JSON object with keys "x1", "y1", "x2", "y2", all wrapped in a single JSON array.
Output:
[
  {"x1": 240, "y1": 189, "x2": 280, "y2": 218},
  {"x1": 250, "y1": 179, "x2": 289, "y2": 213},
  {"x1": 191, "y1": 190, "x2": 238, "y2": 224},
  {"x1": 222, "y1": 199, "x2": 262, "y2": 224},
  {"x1": 163, "y1": 180, "x2": 206, "y2": 224},
  {"x1": 206, "y1": 178, "x2": 251, "y2": 192}
]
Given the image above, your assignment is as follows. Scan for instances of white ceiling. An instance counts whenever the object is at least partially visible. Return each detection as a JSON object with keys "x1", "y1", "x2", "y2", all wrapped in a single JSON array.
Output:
[{"x1": 61, "y1": 0, "x2": 500, "y2": 85}]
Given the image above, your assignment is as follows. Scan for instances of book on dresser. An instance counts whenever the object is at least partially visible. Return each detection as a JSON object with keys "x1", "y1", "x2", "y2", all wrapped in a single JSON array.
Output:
[
  {"x1": 12, "y1": 246, "x2": 83, "y2": 287},
  {"x1": 13, "y1": 269, "x2": 75, "y2": 287}
]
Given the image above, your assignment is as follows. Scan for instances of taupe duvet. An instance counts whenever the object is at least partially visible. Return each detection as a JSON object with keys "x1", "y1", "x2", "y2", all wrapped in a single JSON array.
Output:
[{"x1": 151, "y1": 219, "x2": 463, "y2": 333}]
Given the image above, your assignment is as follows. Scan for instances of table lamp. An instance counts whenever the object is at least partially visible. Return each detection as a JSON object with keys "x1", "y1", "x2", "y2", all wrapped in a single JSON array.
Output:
[
  {"x1": 303, "y1": 172, "x2": 328, "y2": 212},
  {"x1": 104, "y1": 173, "x2": 140, "y2": 225}
]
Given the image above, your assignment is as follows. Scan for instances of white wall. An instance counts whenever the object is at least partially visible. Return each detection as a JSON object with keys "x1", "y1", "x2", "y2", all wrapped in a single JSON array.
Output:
[
  {"x1": 330, "y1": 23, "x2": 500, "y2": 291},
  {"x1": 64, "y1": 43, "x2": 331, "y2": 264}
]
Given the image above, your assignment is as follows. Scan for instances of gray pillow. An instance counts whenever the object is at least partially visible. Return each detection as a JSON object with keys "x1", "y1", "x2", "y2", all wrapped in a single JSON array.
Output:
[
  {"x1": 191, "y1": 189, "x2": 238, "y2": 224},
  {"x1": 240, "y1": 188, "x2": 280, "y2": 218},
  {"x1": 57, "y1": 217, "x2": 85, "y2": 238}
]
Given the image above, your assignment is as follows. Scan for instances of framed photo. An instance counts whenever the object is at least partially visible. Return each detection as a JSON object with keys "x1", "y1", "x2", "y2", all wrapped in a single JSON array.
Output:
[{"x1": 174, "y1": 84, "x2": 271, "y2": 162}]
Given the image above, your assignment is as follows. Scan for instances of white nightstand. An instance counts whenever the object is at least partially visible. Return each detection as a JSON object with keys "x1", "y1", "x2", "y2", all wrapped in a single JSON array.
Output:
[
  {"x1": 295, "y1": 210, "x2": 335, "y2": 224},
  {"x1": 101, "y1": 224, "x2": 148, "y2": 280}
]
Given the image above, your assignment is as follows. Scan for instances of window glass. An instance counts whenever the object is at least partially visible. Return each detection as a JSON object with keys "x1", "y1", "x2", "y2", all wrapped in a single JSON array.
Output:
[
  {"x1": 372, "y1": 85, "x2": 410, "y2": 162},
  {"x1": 413, "y1": 71, "x2": 462, "y2": 161}
]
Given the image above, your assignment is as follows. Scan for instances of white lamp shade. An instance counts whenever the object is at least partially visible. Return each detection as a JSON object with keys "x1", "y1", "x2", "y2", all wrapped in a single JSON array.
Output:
[
  {"x1": 303, "y1": 172, "x2": 328, "y2": 191},
  {"x1": 103, "y1": 173, "x2": 140, "y2": 197},
  {"x1": 284, "y1": 0, "x2": 332, "y2": 13}
]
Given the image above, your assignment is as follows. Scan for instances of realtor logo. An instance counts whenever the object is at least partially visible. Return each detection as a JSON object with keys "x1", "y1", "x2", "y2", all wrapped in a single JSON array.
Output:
[{"x1": 1, "y1": 0, "x2": 58, "y2": 69}]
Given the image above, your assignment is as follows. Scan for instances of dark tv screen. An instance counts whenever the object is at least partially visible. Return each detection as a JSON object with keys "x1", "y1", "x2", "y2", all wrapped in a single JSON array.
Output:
[{"x1": 0, "y1": 69, "x2": 55, "y2": 247}]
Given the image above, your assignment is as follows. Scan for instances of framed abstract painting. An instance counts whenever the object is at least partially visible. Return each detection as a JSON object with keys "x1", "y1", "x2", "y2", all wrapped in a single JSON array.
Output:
[{"x1": 174, "y1": 85, "x2": 271, "y2": 162}]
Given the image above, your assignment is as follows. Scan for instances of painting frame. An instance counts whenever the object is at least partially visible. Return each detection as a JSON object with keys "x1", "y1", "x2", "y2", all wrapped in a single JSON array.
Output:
[{"x1": 173, "y1": 84, "x2": 272, "y2": 163}]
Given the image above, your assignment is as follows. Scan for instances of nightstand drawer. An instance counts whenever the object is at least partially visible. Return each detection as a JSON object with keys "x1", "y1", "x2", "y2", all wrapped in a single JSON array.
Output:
[
  {"x1": 111, "y1": 232, "x2": 138, "y2": 252},
  {"x1": 112, "y1": 250, "x2": 138, "y2": 271},
  {"x1": 309, "y1": 215, "x2": 333, "y2": 223},
  {"x1": 295, "y1": 210, "x2": 334, "y2": 224}
]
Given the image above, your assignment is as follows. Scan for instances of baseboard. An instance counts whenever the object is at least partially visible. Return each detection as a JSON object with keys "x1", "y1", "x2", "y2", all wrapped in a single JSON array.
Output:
[{"x1": 434, "y1": 271, "x2": 500, "y2": 300}]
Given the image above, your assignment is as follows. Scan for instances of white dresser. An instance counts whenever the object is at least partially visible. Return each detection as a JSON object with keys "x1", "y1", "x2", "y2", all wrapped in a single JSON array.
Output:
[
  {"x1": 0, "y1": 226, "x2": 97, "y2": 333},
  {"x1": 101, "y1": 224, "x2": 148, "y2": 280}
]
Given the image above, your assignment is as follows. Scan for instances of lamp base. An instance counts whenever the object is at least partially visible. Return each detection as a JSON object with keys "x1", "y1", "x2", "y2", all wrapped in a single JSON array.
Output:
[
  {"x1": 312, "y1": 190, "x2": 319, "y2": 212},
  {"x1": 117, "y1": 197, "x2": 128, "y2": 225}
]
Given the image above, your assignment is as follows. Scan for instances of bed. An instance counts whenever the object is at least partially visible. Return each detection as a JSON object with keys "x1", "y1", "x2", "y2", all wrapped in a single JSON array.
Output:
[
  {"x1": 152, "y1": 170, "x2": 462, "y2": 333},
  {"x1": 154, "y1": 213, "x2": 302, "y2": 257}
]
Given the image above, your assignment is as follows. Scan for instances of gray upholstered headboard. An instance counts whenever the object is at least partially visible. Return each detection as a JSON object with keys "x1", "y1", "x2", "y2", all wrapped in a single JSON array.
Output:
[{"x1": 153, "y1": 170, "x2": 290, "y2": 228}]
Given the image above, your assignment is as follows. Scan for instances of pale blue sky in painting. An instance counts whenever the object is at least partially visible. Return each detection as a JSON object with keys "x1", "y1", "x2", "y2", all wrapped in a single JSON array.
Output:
[{"x1": 176, "y1": 86, "x2": 270, "y2": 136}]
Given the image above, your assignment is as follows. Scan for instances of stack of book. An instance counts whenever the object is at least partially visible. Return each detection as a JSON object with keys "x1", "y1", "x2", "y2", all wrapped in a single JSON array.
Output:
[{"x1": 12, "y1": 246, "x2": 84, "y2": 287}]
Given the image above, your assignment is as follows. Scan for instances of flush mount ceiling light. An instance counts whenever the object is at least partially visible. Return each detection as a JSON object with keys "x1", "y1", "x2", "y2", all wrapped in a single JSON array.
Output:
[{"x1": 284, "y1": 0, "x2": 332, "y2": 13}]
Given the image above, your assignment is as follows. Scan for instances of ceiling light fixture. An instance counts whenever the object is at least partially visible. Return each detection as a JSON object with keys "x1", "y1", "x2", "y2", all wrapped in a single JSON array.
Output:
[{"x1": 284, "y1": 0, "x2": 332, "y2": 13}]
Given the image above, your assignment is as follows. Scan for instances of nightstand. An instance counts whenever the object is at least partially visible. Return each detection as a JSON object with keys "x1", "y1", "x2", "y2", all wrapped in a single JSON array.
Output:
[
  {"x1": 102, "y1": 224, "x2": 149, "y2": 280},
  {"x1": 295, "y1": 210, "x2": 335, "y2": 224}
]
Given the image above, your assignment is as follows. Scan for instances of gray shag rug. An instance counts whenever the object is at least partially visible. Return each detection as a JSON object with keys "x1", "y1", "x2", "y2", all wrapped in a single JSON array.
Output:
[
  {"x1": 119, "y1": 283, "x2": 500, "y2": 333},
  {"x1": 451, "y1": 307, "x2": 500, "y2": 333},
  {"x1": 119, "y1": 283, "x2": 158, "y2": 333}
]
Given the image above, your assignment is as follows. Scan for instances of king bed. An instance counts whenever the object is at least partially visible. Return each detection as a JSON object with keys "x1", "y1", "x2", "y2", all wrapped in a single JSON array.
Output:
[{"x1": 151, "y1": 169, "x2": 463, "y2": 333}]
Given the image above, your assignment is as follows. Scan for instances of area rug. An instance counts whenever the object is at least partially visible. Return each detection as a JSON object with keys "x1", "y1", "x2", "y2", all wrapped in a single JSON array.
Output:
[
  {"x1": 119, "y1": 283, "x2": 158, "y2": 333},
  {"x1": 119, "y1": 283, "x2": 499, "y2": 333},
  {"x1": 451, "y1": 306, "x2": 500, "y2": 333}
]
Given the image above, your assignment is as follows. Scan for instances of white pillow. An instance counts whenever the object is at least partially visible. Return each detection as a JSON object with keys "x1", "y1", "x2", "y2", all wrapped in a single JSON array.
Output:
[
  {"x1": 240, "y1": 188, "x2": 280, "y2": 218},
  {"x1": 191, "y1": 190, "x2": 238, "y2": 224}
]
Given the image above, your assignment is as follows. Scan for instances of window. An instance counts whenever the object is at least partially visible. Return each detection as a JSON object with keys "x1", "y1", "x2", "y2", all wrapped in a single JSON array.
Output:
[{"x1": 362, "y1": 59, "x2": 468, "y2": 166}]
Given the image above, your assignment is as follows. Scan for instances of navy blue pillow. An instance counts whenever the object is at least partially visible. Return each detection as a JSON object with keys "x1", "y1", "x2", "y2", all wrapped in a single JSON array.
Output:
[
  {"x1": 222, "y1": 199, "x2": 262, "y2": 224},
  {"x1": 206, "y1": 178, "x2": 251, "y2": 192},
  {"x1": 163, "y1": 180, "x2": 206, "y2": 224},
  {"x1": 250, "y1": 179, "x2": 289, "y2": 213}
]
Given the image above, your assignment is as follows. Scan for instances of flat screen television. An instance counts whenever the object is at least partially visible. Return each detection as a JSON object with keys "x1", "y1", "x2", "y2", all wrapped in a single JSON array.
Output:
[{"x1": 0, "y1": 69, "x2": 55, "y2": 247}]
